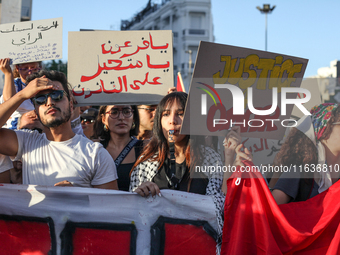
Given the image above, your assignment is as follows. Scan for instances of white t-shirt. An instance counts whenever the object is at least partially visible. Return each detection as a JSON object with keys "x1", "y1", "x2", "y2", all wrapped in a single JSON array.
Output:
[
  {"x1": 13, "y1": 130, "x2": 118, "y2": 187},
  {"x1": 0, "y1": 154, "x2": 13, "y2": 173}
]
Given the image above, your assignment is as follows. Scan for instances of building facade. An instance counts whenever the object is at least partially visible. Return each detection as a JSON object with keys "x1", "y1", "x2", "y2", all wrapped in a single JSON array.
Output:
[
  {"x1": 121, "y1": 0, "x2": 214, "y2": 91},
  {"x1": 0, "y1": 0, "x2": 32, "y2": 24},
  {"x1": 309, "y1": 60, "x2": 340, "y2": 103}
]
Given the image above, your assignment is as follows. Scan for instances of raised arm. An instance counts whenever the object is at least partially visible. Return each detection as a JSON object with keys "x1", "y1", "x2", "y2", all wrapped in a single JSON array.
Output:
[
  {"x1": 222, "y1": 126, "x2": 242, "y2": 194},
  {"x1": 0, "y1": 76, "x2": 56, "y2": 156},
  {"x1": 0, "y1": 58, "x2": 15, "y2": 101}
]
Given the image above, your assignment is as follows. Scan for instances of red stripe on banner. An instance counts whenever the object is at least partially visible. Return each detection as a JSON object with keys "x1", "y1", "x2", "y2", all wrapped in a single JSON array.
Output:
[
  {"x1": 0, "y1": 219, "x2": 52, "y2": 255},
  {"x1": 163, "y1": 223, "x2": 216, "y2": 255},
  {"x1": 72, "y1": 228, "x2": 131, "y2": 255},
  {"x1": 222, "y1": 160, "x2": 340, "y2": 255}
]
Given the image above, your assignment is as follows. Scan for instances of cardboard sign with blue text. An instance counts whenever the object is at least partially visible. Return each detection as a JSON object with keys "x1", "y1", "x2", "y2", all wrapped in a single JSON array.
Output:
[
  {"x1": 0, "y1": 17, "x2": 62, "y2": 64},
  {"x1": 181, "y1": 41, "x2": 309, "y2": 140},
  {"x1": 68, "y1": 30, "x2": 173, "y2": 106}
]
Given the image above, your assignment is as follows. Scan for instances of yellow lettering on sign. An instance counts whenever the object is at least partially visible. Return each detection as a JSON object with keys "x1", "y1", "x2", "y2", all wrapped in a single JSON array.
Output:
[
  {"x1": 257, "y1": 58, "x2": 275, "y2": 90},
  {"x1": 239, "y1": 54, "x2": 258, "y2": 90},
  {"x1": 212, "y1": 55, "x2": 303, "y2": 93},
  {"x1": 212, "y1": 56, "x2": 231, "y2": 84},
  {"x1": 228, "y1": 58, "x2": 244, "y2": 85}
]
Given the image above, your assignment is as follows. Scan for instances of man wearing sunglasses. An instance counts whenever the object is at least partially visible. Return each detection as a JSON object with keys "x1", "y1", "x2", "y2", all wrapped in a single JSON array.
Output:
[
  {"x1": 0, "y1": 70, "x2": 118, "y2": 189},
  {"x1": 136, "y1": 104, "x2": 157, "y2": 140},
  {"x1": 135, "y1": 88, "x2": 176, "y2": 140},
  {"x1": 80, "y1": 108, "x2": 98, "y2": 139}
]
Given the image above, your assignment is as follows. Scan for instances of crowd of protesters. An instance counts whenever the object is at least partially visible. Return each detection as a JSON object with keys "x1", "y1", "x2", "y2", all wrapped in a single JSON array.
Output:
[
  {"x1": 0, "y1": 59, "x2": 244, "y2": 247},
  {"x1": 1, "y1": 58, "x2": 338, "y2": 200},
  {"x1": 0, "y1": 58, "x2": 240, "y2": 191}
]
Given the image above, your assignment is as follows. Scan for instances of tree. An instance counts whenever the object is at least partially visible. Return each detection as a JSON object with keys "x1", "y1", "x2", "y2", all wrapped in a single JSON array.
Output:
[{"x1": 43, "y1": 60, "x2": 67, "y2": 77}]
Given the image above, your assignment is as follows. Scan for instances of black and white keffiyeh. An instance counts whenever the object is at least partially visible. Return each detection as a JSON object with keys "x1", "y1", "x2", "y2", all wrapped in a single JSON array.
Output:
[{"x1": 129, "y1": 146, "x2": 225, "y2": 250}]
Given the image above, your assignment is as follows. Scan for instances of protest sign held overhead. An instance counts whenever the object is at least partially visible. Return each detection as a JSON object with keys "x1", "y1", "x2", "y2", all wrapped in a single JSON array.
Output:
[
  {"x1": 68, "y1": 30, "x2": 173, "y2": 106},
  {"x1": 181, "y1": 41, "x2": 309, "y2": 140},
  {"x1": 0, "y1": 17, "x2": 62, "y2": 64}
]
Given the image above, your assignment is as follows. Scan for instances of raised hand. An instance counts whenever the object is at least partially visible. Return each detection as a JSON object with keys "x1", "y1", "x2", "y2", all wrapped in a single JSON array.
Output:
[
  {"x1": 234, "y1": 144, "x2": 252, "y2": 167},
  {"x1": 223, "y1": 126, "x2": 241, "y2": 155},
  {"x1": 0, "y1": 58, "x2": 12, "y2": 75},
  {"x1": 22, "y1": 75, "x2": 60, "y2": 100}
]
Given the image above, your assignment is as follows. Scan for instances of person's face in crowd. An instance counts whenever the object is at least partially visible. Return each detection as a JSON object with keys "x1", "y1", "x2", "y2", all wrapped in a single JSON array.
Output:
[
  {"x1": 19, "y1": 110, "x2": 44, "y2": 131},
  {"x1": 16, "y1": 62, "x2": 41, "y2": 83},
  {"x1": 137, "y1": 105, "x2": 157, "y2": 131},
  {"x1": 80, "y1": 105, "x2": 91, "y2": 114},
  {"x1": 33, "y1": 82, "x2": 72, "y2": 128},
  {"x1": 161, "y1": 99, "x2": 186, "y2": 145},
  {"x1": 13, "y1": 160, "x2": 22, "y2": 171},
  {"x1": 81, "y1": 117, "x2": 95, "y2": 139},
  {"x1": 102, "y1": 105, "x2": 134, "y2": 136},
  {"x1": 11, "y1": 160, "x2": 22, "y2": 184},
  {"x1": 325, "y1": 119, "x2": 340, "y2": 149}
]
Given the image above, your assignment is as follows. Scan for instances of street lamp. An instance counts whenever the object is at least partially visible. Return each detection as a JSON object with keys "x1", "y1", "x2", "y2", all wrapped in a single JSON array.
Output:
[
  {"x1": 256, "y1": 4, "x2": 276, "y2": 51},
  {"x1": 185, "y1": 50, "x2": 192, "y2": 75}
]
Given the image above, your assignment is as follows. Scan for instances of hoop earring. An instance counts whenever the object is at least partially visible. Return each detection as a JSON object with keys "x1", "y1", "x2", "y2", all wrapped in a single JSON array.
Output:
[
  {"x1": 104, "y1": 125, "x2": 109, "y2": 132},
  {"x1": 131, "y1": 122, "x2": 136, "y2": 130}
]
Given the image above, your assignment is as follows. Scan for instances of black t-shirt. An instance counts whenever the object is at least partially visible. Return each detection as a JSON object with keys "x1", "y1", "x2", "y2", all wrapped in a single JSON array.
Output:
[
  {"x1": 273, "y1": 170, "x2": 319, "y2": 202},
  {"x1": 152, "y1": 158, "x2": 208, "y2": 195},
  {"x1": 102, "y1": 139, "x2": 143, "y2": 191},
  {"x1": 117, "y1": 162, "x2": 135, "y2": 191}
]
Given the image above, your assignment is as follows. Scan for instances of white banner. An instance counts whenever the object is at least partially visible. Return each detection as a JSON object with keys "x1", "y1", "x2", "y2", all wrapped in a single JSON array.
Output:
[{"x1": 0, "y1": 184, "x2": 218, "y2": 255}]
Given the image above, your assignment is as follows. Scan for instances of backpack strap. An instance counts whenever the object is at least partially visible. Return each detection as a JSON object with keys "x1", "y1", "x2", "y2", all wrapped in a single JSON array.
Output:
[{"x1": 114, "y1": 137, "x2": 139, "y2": 168}]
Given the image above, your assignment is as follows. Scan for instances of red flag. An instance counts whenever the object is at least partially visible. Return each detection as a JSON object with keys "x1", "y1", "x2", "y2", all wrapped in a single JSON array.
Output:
[
  {"x1": 222, "y1": 161, "x2": 340, "y2": 255},
  {"x1": 176, "y1": 72, "x2": 185, "y2": 92}
]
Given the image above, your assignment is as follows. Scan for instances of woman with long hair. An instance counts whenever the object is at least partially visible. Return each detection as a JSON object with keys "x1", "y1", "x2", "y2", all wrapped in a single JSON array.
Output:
[
  {"x1": 271, "y1": 103, "x2": 340, "y2": 204},
  {"x1": 129, "y1": 92, "x2": 241, "y2": 239},
  {"x1": 93, "y1": 104, "x2": 144, "y2": 191}
]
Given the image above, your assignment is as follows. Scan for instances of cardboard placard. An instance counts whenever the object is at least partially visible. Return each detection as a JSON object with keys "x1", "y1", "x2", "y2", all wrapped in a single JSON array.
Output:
[
  {"x1": 181, "y1": 41, "x2": 308, "y2": 140},
  {"x1": 0, "y1": 17, "x2": 62, "y2": 64},
  {"x1": 68, "y1": 30, "x2": 173, "y2": 106}
]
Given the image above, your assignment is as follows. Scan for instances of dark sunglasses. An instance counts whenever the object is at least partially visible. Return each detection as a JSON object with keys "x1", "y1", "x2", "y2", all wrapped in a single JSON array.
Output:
[
  {"x1": 31, "y1": 90, "x2": 67, "y2": 105},
  {"x1": 81, "y1": 118, "x2": 95, "y2": 124}
]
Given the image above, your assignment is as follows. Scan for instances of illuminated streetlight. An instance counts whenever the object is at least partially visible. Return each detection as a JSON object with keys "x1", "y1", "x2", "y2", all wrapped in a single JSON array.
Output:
[{"x1": 256, "y1": 4, "x2": 276, "y2": 51}]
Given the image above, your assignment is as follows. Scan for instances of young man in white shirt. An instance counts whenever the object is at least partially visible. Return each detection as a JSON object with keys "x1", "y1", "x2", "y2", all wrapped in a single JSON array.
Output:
[{"x1": 0, "y1": 70, "x2": 118, "y2": 189}]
